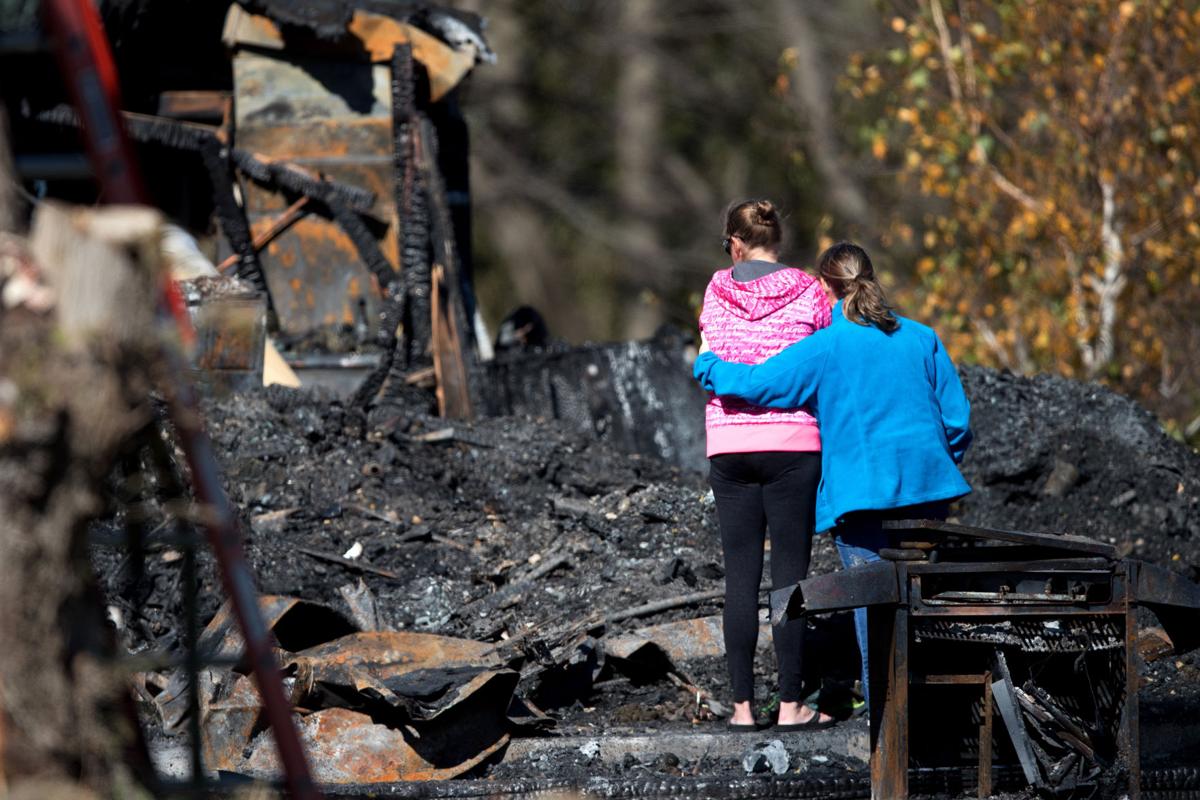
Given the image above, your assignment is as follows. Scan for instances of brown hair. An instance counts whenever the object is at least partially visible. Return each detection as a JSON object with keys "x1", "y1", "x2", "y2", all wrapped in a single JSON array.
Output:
[
  {"x1": 817, "y1": 241, "x2": 899, "y2": 333},
  {"x1": 723, "y1": 199, "x2": 783, "y2": 251}
]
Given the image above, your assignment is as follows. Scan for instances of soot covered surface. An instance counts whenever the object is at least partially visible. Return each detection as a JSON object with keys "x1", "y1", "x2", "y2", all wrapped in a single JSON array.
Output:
[{"x1": 90, "y1": 363, "x2": 1200, "y2": 790}]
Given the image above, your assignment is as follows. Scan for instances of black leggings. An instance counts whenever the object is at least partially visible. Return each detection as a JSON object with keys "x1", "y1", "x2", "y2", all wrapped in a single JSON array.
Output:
[{"x1": 709, "y1": 451, "x2": 821, "y2": 704}]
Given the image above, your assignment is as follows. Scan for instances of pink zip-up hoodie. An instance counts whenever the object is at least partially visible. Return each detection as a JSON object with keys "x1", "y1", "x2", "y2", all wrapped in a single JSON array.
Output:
[{"x1": 699, "y1": 266, "x2": 831, "y2": 457}]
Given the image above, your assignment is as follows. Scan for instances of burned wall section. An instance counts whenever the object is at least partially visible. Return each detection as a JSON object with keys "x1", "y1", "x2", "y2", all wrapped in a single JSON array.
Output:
[{"x1": 481, "y1": 331, "x2": 709, "y2": 472}]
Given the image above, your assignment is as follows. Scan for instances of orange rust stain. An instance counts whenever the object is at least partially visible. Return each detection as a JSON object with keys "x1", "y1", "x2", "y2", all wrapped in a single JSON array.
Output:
[
  {"x1": 290, "y1": 278, "x2": 302, "y2": 292},
  {"x1": 348, "y1": 277, "x2": 361, "y2": 296},
  {"x1": 306, "y1": 288, "x2": 315, "y2": 309},
  {"x1": 237, "y1": 121, "x2": 388, "y2": 159},
  {"x1": 286, "y1": 218, "x2": 391, "y2": 272}
]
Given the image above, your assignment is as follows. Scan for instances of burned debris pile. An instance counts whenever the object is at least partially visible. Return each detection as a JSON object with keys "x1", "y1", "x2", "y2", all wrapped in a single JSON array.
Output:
[
  {"x1": 93, "y1": 383, "x2": 869, "y2": 787},
  {"x1": 957, "y1": 365, "x2": 1200, "y2": 566},
  {"x1": 10, "y1": 1, "x2": 1196, "y2": 797},
  {"x1": 87, "y1": 357, "x2": 1200, "y2": 792}
]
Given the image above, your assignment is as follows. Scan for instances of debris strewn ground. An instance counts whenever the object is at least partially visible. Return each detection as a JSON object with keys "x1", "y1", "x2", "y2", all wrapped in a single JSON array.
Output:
[{"x1": 90, "y1": 362, "x2": 1200, "y2": 789}]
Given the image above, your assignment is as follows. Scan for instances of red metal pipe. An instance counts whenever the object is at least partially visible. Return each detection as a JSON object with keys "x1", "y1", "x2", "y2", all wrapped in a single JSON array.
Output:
[
  {"x1": 158, "y1": 357, "x2": 320, "y2": 800},
  {"x1": 41, "y1": 0, "x2": 146, "y2": 204}
]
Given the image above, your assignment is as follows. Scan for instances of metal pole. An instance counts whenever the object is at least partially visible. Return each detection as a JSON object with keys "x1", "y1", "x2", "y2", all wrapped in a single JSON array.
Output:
[
  {"x1": 158, "y1": 358, "x2": 320, "y2": 800},
  {"x1": 182, "y1": 534, "x2": 204, "y2": 790}
]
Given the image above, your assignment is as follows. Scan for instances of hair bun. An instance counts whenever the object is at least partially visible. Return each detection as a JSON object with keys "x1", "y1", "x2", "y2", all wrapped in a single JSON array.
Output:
[
  {"x1": 724, "y1": 198, "x2": 784, "y2": 250},
  {"x1": 752, "y1": 200, "x2": 778, "y2": 227}
]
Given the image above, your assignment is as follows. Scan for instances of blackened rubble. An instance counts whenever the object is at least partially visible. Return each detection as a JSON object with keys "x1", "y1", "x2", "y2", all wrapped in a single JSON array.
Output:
[
  {"x1": 956, "y1": 366, "x2": 1200, "y2": 565},
  {"x1": 91, "y1": 362, "x2": 1200, "y2": 788}
]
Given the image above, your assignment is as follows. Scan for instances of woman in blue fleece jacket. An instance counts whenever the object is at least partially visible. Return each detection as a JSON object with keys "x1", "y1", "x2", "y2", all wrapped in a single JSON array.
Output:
[{"x1": 693, "y1": 241, "x2": 973, "y2": 708}]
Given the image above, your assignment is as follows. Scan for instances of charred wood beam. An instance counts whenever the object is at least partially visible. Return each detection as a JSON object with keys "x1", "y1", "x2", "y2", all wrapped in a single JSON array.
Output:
[
  {"x1": 417, "y1": 114, "x2": 482, "y2": 414},
  {"x1": 36, "y1": 107, "x2": 422, "y2": 336},
  {"x1": 231, "y1": 148, "x2": 376, "y2": 214},
  {"x1": 199, "y1": 139, "x2": 269, "y2": 299},
  {"x1": 605, "y1": 589, "x2": 725, "y2": 625},
  {"x1": 352, "y1": 44, "x2": 424, "y2": 408},
  {"x1": 36, "y1": 107, "x2": 275, "y2": 299},
  {"x1": 216, "y1": 196, "x2": 311, "y2": 273},
  {"x1": 354, "y1": 43, "x2": 441, "y2": 409},
  {"x1": 36, "y1": 106, "x2": 380, "y2": 227},
  {"x1": 394, "y1": 44, "x2": 433, "y2": 369},
  {"x1": 427, "y1": 90, "x2": 476, "y2": 326}
]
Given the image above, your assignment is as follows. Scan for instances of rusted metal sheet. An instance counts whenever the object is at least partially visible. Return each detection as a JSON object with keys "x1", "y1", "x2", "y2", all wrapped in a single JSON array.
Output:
[
  {"x1": 883, "y1": 519, "x2": 1119, "y2": 558},
  {"x1": 285, "y1": 632, "x2": 518, "y2": 726},
  {"x1": 204, "y1": 630, "x2": 519, "y2": 783},
  {"x1": 1134, "y1": 558, "x2": 1200, "y2": 653},
  {"x1": 288, "y1": 640, "x2": 518, "y2": 724},
  {"x1": 241, "y1": 707, "x2": 510, "y2": 783},
  {"x1": 771, "y1": 560, "x2": 900, "y2": 624},
  {"x1": 606, "y1": 615, "x2": 769, "y2": 665},
  {"x1": 155, "y1": 596, "x2": 358, "y2": 731},
  {"x1": 232, "y1": 45, "x2": 397, "y2": 341},
  {"x1": 255, "y1": 216, "x2": 381, "y2": 335},
  {"x1": 1134, "y1": 559, "x2": 1200, "y2": 607},
  {"x1": 234, "y1": 56, "x2": 392, "y2": 134},
  {"x1": 202, "y1": 673, "x2": 263, "y2": 772},
  {"x1": 607, "y1": 616, "x2": 726, "y2": 663},
  {"x1": 288, "y1": 630, "x2": 500, "y2": 675},
  {"x1": 222, "y1": 8, "x2": 474, "y2": 101}
]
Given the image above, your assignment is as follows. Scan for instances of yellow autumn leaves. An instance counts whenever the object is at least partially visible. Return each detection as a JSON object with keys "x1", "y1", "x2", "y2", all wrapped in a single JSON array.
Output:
[{"x1": 853, "y1": 0, "x2": 1200, "y2": 431}]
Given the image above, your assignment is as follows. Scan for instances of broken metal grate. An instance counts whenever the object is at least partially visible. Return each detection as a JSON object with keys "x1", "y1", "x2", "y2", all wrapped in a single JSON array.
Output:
[{"x1": 912, "y1": 617, "x2": 1124, "y2": 652}]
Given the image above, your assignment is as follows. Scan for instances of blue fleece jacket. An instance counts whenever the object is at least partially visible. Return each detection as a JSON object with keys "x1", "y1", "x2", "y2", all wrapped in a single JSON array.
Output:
[{"x1": 693, "y1": 301, "x2": 972, "y2": 532}]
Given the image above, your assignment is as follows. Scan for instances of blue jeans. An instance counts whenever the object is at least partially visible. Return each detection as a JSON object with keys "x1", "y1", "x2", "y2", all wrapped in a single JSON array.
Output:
[{"x1": 832, "y1": 502, "x2": 950, "y2": 713}]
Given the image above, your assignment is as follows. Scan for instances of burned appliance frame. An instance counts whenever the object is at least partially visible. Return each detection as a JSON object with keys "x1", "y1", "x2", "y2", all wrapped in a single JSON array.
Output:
[{"x1": 771, "y1": 519, "x2": 1200, "y2": 800}]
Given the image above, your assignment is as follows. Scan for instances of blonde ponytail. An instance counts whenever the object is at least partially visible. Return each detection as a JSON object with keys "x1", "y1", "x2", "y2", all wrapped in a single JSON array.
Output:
[{"x1": 817, "y1": 242, "x2": 898, "y2": 333}]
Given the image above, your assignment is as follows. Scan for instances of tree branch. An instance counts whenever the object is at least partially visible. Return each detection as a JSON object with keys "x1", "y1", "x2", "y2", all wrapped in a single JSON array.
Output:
[
  {"x1": 925, "y1": 0, "x2": 962, "y2": 106},
  {"x1": 1090, "y1": 178, "x2": 1127, "y2": 377},
  {"x1": 771, "y1": 0, "x2": 874, "y2": 226}
]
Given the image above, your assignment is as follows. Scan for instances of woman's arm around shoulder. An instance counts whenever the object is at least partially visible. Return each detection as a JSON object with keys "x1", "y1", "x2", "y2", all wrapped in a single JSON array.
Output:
[
  {"x1": 808, "y1": 277, "x2": 832, "y2": 330},
  {"x1": 692, "y1": 332, "x2": 830, "y2": 410},
  {"x1": 930, "y1": 332, "x2": 973, "y2": 463}
]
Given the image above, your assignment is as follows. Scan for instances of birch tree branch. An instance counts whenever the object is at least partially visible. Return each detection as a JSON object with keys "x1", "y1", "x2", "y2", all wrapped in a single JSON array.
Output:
[{"x1": 1090, "y1": 178, "x2": 1128, "y2": 376}]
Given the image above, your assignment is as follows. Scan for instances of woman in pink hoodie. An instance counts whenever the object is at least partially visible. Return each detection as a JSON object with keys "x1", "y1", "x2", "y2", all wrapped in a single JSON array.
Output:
[{"x1": 699, "y1": 199, "x2": 832, "y2": 730}]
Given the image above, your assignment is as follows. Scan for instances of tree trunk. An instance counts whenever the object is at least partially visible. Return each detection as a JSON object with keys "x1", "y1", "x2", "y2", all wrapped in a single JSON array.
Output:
[
  {"x1": 772, "y1": 0, "x2": 874, "y2": 228},
  {"x1": 615, "y1": 0, "x2": 668, "y2": 338},
  {"x1": 0, "y1": 200, "x2": 160, "y2": 798}
]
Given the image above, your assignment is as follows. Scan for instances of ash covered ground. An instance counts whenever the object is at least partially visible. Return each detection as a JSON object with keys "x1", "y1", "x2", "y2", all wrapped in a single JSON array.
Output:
[{"x1": 91, "y1": 363, "x2": 1200, "y2": 790}]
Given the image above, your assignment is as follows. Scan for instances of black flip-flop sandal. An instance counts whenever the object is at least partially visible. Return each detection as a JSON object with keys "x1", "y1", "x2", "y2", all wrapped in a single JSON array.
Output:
[
  {"x1": 774, "y1": 716, "x2": 836, "y2": 733},
  {"x1": 725, "y1": 720, "x2": 763, "y2": 732}
]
